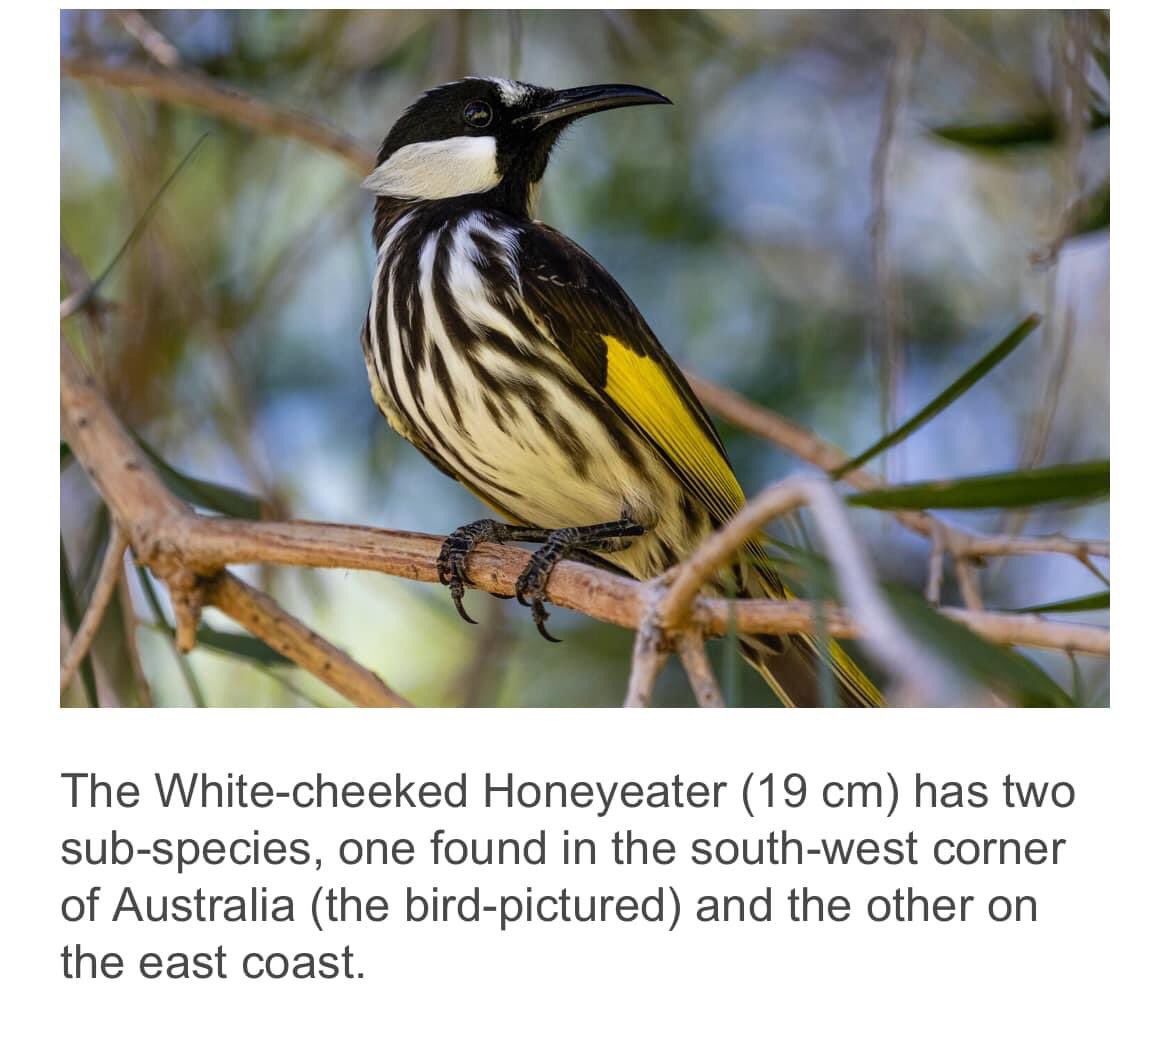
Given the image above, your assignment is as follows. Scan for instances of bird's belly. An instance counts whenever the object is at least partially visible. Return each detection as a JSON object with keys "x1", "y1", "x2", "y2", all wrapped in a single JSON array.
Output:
[{"x1": 407, "y1": 343, "x2": 706, "y2": 579}]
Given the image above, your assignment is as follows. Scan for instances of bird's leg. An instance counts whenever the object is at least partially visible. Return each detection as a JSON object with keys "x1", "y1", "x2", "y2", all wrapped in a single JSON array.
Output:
[
  {"x1": 515, "y1": 518, "x2": 645, "y2": 642},
  {"x1": 437, "y1": 519, "x2": 552, "y2": 624}
]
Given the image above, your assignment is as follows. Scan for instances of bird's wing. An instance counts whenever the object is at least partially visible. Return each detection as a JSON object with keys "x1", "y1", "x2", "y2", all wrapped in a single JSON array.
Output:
[
  {"x1": 515, "y1": 223, "x2": 883, "y2": 708},
  {"x1": 516, "y1": 222, "x2": 745, "y2": 524}
]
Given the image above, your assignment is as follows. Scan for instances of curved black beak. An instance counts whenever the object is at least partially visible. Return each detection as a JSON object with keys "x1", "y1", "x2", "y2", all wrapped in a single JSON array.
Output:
[{"x1": 516, "y1": 84, "x2": 671, "y2": 129}]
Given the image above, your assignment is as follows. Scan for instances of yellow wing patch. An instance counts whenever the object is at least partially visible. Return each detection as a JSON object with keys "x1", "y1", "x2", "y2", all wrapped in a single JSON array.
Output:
[{"x1": 602, "y1": 336, "x2": 744, "y2": 519}]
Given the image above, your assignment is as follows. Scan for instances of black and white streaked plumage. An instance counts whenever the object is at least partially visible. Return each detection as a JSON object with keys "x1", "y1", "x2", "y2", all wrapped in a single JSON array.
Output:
[{"x1": 361, "y1": 77, "x2": 882, "y2": 706}]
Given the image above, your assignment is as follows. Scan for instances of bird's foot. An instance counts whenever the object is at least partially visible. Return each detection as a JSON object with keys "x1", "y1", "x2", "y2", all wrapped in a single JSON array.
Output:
[
  {"x1": 436, "y1": 519, "x2": 521, "y2": 624},
  {"x1": 515, "y1": 519, "x2": 644, "y2": 643}
]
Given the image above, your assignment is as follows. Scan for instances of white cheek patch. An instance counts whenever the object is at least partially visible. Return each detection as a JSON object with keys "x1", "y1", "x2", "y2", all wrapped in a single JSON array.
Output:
[{"x1": 362, "y1": 136, "x2": 500, "y2": 200}]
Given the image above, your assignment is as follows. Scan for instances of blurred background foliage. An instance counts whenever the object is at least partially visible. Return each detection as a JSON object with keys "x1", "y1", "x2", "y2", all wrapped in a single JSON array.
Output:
[{"x1": 60, "y1": 10, "x2": 1109, "y2": 708}]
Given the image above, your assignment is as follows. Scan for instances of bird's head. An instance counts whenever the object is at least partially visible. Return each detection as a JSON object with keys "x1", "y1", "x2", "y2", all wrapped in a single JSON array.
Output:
[{"x1": 363, "y1": 76, "x2": 670, "y2": 217}]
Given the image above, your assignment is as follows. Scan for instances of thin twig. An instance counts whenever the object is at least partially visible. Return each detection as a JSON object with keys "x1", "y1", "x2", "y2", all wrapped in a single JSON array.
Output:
[
  {"x1": 157, "y1": 518, "x2": 1113, "y2": 655},
  {"x1": 204, "y1": 573, "x2": 408, "y2": 708},
  {"x1": 869, "y1": 12, "x2": 925, "y2": 478},
  {"x1": 676, "y1": 632, "x2": 724, "y2": 708},
  {"x1": 623, "y1": 620, "x2": 670, "y2": 708},
  {"x1": 116, "y1": 560, "x2": 154, "y2": 707},
  {"x1": 60, "y1": 528, "x2": 129, "y2": 692},
  {"x1": 657, "y1": 476, "x2": 954, "y2": 702},
  {"x1": 955, "y1": 557, "x2": 985, "y2": 611},
  {"x1": 925, "y1": 523, "x2": 945, "y2": 605},
  {"x1": 113, "y1": 11, "x2": 182, "y2": 67},
  {"x1": 61, "y1": 58, "x2": 373, "y2": 173}
]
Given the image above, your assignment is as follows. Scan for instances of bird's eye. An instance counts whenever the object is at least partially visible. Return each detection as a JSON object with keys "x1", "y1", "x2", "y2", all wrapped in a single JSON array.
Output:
[{"x1": 462, "y1": 100, "x2": 493, "y2": 128}]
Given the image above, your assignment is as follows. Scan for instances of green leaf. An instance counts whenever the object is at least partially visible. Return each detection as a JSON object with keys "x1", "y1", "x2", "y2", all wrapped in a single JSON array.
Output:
[
  {"x1": 932, "y1": 109, "x2": 1108, "y2": 149},
  {"x1": 1070, "y1": 180, "x2": 1109, "y2": 238},
  {"x1": 134, "y1": 435, "x2": 265, "y2": 519},
  {"x1": 755, "y1": 543, "x2": 1070, "y2": 707},
  {"x1": 192, "y1": 627, "x2": 293, "y2": 667},
  {"x1": 832, "y1": 315, "x2": 1040, "y2": 478},
  {"x1": 885, "y1": 588, "x2": 1071, "y2": 708},
  {"x1": 1016, "y1": 591, "x2": 1109, "y2": 615},
  {"x1": 847, "y1": 461, "x2": 1109, "y2": 511}
]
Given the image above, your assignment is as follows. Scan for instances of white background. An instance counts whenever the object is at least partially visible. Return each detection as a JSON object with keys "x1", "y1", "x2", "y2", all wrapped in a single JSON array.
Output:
[{"x1": 7, "y1": 3, "x2": 1164, "y2": 1049}]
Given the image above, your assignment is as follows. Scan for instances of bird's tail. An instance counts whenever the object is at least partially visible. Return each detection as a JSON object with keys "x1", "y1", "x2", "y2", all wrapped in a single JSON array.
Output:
[{"x1": 735, "y1": 541, "x2": 884, "y2": 708}]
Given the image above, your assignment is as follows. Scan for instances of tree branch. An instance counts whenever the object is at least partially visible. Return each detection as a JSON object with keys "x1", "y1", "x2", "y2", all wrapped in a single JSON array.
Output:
[
  {"x1": 60, "y1": 527, "x2": 128, "y2": 693},
  {"x1": 62, "y1": 337, "x2": 406, "y2": 709},
  {"x1": 657, "y1": 476, "x2": 954, "y2": 703},
  {"x1": 61, "y1": 334, "x2": 1104, "y2": 711},
  {"x1": 204, "y1": 573, "x2": 409, "y2": 708},
  {"x1": 61, "y1": 57, "x2": 373, "y2": 173}
]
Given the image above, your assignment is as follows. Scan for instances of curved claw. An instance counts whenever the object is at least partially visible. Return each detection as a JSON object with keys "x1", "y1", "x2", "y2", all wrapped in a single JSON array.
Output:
[
  {"x1": 438, "y1": 536, "x2": 477, "y2": 624},
  {"x1": 451, "y1": 585, "x2": 478, "y2": 625},
  {"x1": 531, "y1": 598, "x2": 561, "y2": 643}
]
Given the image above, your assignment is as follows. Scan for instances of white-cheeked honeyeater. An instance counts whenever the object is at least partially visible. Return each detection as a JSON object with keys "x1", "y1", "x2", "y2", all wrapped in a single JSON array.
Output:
[{"x1": 361, "y1": 77, "x2": 882, "y2": 707}]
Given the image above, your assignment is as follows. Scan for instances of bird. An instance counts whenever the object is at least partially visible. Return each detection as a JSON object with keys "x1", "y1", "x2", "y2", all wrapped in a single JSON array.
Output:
[{"x1": 360, "y1": 76, "x2": 883, "y2": 707}]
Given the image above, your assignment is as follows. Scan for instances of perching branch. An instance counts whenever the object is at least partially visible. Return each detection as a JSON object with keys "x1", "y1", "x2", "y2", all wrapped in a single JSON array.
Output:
[
  {"x1": 61, "y1": 337, "x2": 407, "y2": 709},
  {"x1": 62, "y1": 334, "x2": 1108, "y2": 708}
]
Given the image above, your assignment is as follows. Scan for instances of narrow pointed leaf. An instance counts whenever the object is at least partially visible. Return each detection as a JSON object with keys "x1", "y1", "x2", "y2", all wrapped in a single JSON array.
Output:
[
  {"x1": 194, "y1": 627, "x2": 294, "y2": 667},
  {"x1": 753, "y1": 542, "x2": 1071, "y2": 707},
  {"x1": 833, "y1": 315, "x2": 1040, "y2": 478},
  {"x1": 1016, "y1": 591, "x2": 1109, "y2": 615},
  {"x1": 1069, "y1": 180, "x2": 1109, "y2": 238},
  {"x1": 847, "y1": 461, "x2": 1109, "y2": 510},
  {"x1": 134, "y1": 435, "x2": 264, "y2": 519},
  {"x1": 932, "y1": 109, "x2": 1108, "y2": 149},
  {"x1": 884, "y1": 588, "x2": 1071, "y2": 707}
]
